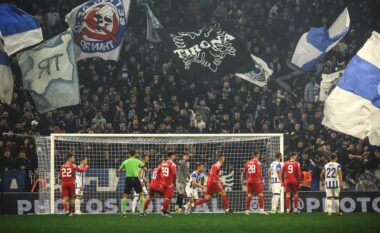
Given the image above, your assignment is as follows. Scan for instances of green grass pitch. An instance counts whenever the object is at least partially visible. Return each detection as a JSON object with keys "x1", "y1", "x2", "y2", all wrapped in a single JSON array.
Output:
[{"x1": 1, "y1": 213, "x2": 379, "y2": 233}]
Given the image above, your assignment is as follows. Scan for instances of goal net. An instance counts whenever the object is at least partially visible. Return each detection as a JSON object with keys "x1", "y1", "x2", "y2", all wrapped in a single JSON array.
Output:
[{"x1": 35, "y1": 134, "x2": 284, "y2": 214}]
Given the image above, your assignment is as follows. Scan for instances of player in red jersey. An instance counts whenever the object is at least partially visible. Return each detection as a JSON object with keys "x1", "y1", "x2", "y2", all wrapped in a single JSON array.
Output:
[
  {"x1": 281, "y1": 152, "x2": 302, "y2": 213},
  {"x1": 143, "y1": 159, "x2": 165, "y2": 212},
  {"x1": 60, "y1": 153, "x2": 88, "y2": 216},
  {"x1": 243, "y1": 151, "x2": 268, "y2": 215},
  {"x1": 159, "y1": 152, "x2": 177, "y2": 217},
  {"x1": 193, "y1": 154, "x2": 232, "y2": 213}
]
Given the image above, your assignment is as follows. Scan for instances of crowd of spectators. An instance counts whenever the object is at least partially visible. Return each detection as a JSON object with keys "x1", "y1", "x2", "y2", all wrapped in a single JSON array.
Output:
[{"x1": 0, "y1": 0, "x2": 380, "y2": 191}]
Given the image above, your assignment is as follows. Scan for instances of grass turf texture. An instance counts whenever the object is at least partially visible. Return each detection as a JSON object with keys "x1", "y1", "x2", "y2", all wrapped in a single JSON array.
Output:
[{"x1": 0, "y1": 213, "x2": 379, "y2": 233}]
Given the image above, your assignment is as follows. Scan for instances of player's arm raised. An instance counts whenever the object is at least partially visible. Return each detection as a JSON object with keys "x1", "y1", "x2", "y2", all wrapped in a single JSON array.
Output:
[{"x1": 75, "y1": 164, "x2": 88, "y2": 172}]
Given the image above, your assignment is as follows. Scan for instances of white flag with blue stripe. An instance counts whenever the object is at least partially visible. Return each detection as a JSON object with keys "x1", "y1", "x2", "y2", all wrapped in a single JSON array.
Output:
[
  {"x1": 323, "y1": 31, "x2": 380, "y2": 146},
  {"x1": 291, "y1": 8, "x2": 350, "y2": 71},
  {"x1": 0, "y1": 36, "x2": 13, "y2": 105},
  {"x1": 0, "y1": 4, "x2": 43, "y2": 55},
  {"x1": 17, "y1": 31, "x2": 80, "y2": 113}
]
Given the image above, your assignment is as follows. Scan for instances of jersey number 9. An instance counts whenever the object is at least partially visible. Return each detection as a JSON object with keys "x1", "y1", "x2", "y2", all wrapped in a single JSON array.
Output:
[{"x1": 288, "y1": 165, "x2": 293, "y2": 174}]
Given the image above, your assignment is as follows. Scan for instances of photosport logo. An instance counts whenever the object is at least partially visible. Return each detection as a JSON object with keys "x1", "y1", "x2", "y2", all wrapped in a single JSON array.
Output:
[
  {"x1": 170, "y1": 23, "x2": 237, "y2": 72},
  {"x1": 72, "y1": 0, "x2": 126, "y2": 53}
]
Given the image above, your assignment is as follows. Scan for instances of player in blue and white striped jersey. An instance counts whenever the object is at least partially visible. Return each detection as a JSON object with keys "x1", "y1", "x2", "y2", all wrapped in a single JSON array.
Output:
[
  {"x1": 267, "y1": 153, "x2": 283, "y2": 213},
  {"x1": 184, "y1": 163, "x2": 205, "y2": 214},
  {"x1": 74, "y1": 157, "x2": 87, "y2": 214},
  {"x1": 320, "y1": 154, "x2": 343, "y2": 216}
]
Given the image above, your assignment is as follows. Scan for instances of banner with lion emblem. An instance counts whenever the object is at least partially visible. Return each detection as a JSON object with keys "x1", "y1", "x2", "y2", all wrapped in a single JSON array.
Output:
[
  {"x1": 65, "y1": 0, "x2": 131, "y2": 61},
  {"x1": 158, "y1": 23, "x2": 252, "y2": 79}
]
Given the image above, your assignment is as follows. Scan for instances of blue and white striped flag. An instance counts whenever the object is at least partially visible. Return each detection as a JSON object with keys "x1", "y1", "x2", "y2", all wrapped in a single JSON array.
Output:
[
  {"x1": 0, "y1": 36, "x2": 13, "y2": 105},
  {"x1": 0, "y1": 4, "x2": 43, "y2": 55},
  {"x1": 291, "y1": 8, "x2": 350, "y2": 71},
  {"x1": 146, "y1": 2, "x2": 163, "y2": 43},
  {"x1": 17, "y1": 31, "x2": 80, "y2": 113},
  {"x1": 323, "y1": 31, "x2": 380, "y2": 146}
]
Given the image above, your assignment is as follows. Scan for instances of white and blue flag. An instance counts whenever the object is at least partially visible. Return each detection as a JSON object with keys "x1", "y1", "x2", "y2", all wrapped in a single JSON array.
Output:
[
  {"x1": 291, "y1": 8, "x2": 350, "y2": 71},
  {"x1": 65, "y1": 0, "x2": 131, "y2": 61},
  {"x1": 0, "y1": 37, "x2": 13, "y2": 105},
  {"x1": 235, "y1": 54, "x2": 273, "y2": 87},
  {"x1": 17, "y1": 31, "x2": 80, "y2": 113},
  {"x1": 146, "y1": 2, "x2": 163, "y2": 43},
  {"x1": 323, "y1": 31, "x2": 380, "y2": 146},
  {"x1": 0, "y1": 4, "x2": 43, "y2": 55}
]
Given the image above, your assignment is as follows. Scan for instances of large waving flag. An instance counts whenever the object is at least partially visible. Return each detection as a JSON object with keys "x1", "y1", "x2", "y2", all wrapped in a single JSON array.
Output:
[
  {"x1": 0, "y1": 4, "x2": 43, "y2": 55},
  {"x1": 0, "y1": 37, "x2": 13, "y2": 105},
  {"x1": 322, "y1": 31, "x2": 380, "y2": 146},
  {"x1": 146, "y1": 2, "x2": 163, "y2": 43},
  {"x1": 65, "y1": 0, "x2": 131, "y2": 61},
  {"x1": 17, "y1": 31, "x2": 80, "y2": 113},
  {"x1": 158, "y1": 23, "x2": 252, "y2": 80},
  {"x1": 291, "y1": 8, "x2": 350, "y2": 71},
  {"x1": 235, "y1": 54, "x2": 273, "y2": 87},
  {"x1": 319, "y1": 70, "x2": 344, "y2": 101}
]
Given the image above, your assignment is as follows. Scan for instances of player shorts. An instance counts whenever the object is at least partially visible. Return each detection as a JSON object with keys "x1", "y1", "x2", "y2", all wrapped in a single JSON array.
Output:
[
  {"x1": 206, "y1": 182, "x2": 223, "y2": 195},
  {"x1": 285, "y1": 182, "x2": 299, "y2": 193},
  {"x1": 271, "y1": 183, "x2": 281, "y2": 195},
  {"x1": 185, "y1": 187, "x2": 199, "y2": 200},
  {"x1": 176, "y1": 182, "x2": 186, "y2": 193},
  {"x1": 133, "y1": 186, "x2": 148, "y2": 196},
  {"x1": 149, "y1": 184, "x2": 165, "y2": 197},
  {"x1": 247, "y1": 182, "x2": 263, "y2": 194},
  {"x1": 61, "y1": 182, "x2": 75, "y2": 198},
  {"x1": 163, "y1": 184, "x2": 175, "y2": 198},
  {"x1": 75, "y1": 187, "x2": 84, "y2": 196},
  {"x1": 124, "y1": 177, "x2": 143, "y2": 194},
  {"x1": 326, "y1": 188, "x2": 340, "y2": 198}
]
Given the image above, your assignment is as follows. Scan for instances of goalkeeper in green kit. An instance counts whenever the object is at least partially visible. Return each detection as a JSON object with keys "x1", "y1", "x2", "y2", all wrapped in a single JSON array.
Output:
[{"x1": 118, "y1": 150, "x2": 147, "y2": 217}]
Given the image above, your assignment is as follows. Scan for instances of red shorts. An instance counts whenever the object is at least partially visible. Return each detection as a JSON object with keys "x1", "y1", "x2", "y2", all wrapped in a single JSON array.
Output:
[
  {"x1": 163, "y1": 184, "x2": 174, "y2": 198},
  {"x1": 285, "y1": 181, "x2": 299, "y2": 193},
  {"x1": 206, "y1": 182, "x2": 223, "y2": 195},
  {"x1": 247, "y1": 182, "x2": 263, "y2": 194},
  {"x1": 61, "y1": 182, "x2": 75, "y2": 198},
  {"x1": 149, "y1": 184, "x2": 165, "y2": 197}
]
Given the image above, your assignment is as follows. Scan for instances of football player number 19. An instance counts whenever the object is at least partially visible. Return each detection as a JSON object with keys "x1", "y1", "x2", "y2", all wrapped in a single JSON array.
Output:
[{"x1": 162, "y1": 167, "x2": 169, "y2": 177}]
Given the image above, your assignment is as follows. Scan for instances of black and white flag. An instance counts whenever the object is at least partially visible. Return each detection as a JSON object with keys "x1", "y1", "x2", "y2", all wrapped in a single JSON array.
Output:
[
  {"x1": 235, "y1": 54, "x2": 273, "y2": 87},
  {"x1": 158, "y1": 23, "x2": 252, "y2": 79},
  {"x1": 146, "y1": 2, "x2": 163, "y2": 43}
]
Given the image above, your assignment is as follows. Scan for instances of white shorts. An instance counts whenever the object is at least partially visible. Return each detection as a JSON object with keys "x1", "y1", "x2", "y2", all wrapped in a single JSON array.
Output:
[
  {"x1": 133, "y1": 186, "x2": 148, "y2": 196},
  {"x1": 271, "y1": 183, "x2": 281, "y2": 195},
  {"x1": 75, "y1": 187, "x2": 83, "y2": 196},
  {"x1": 185, "y1": 187, "x2": 199, "y2": 200},
  {"x1": 326, "y1": 188, "x2": 340, "y2": 198}
]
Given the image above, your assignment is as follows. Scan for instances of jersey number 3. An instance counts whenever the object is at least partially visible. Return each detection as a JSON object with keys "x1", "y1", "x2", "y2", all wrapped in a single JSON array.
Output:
[{"x1": 62, "y1": 168, "x2": 72, "y2": 177}]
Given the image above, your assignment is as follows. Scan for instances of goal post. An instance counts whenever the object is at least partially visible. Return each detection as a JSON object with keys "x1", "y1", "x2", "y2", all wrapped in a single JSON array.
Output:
[{"x1": 35, "y1": 134, "x2": 284, "y2": 214}]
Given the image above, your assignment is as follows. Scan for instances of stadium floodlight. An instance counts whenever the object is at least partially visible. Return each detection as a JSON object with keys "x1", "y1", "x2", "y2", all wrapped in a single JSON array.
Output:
[{"x1": 35, "y1": 134, "x2": 284, "y2": 214}]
